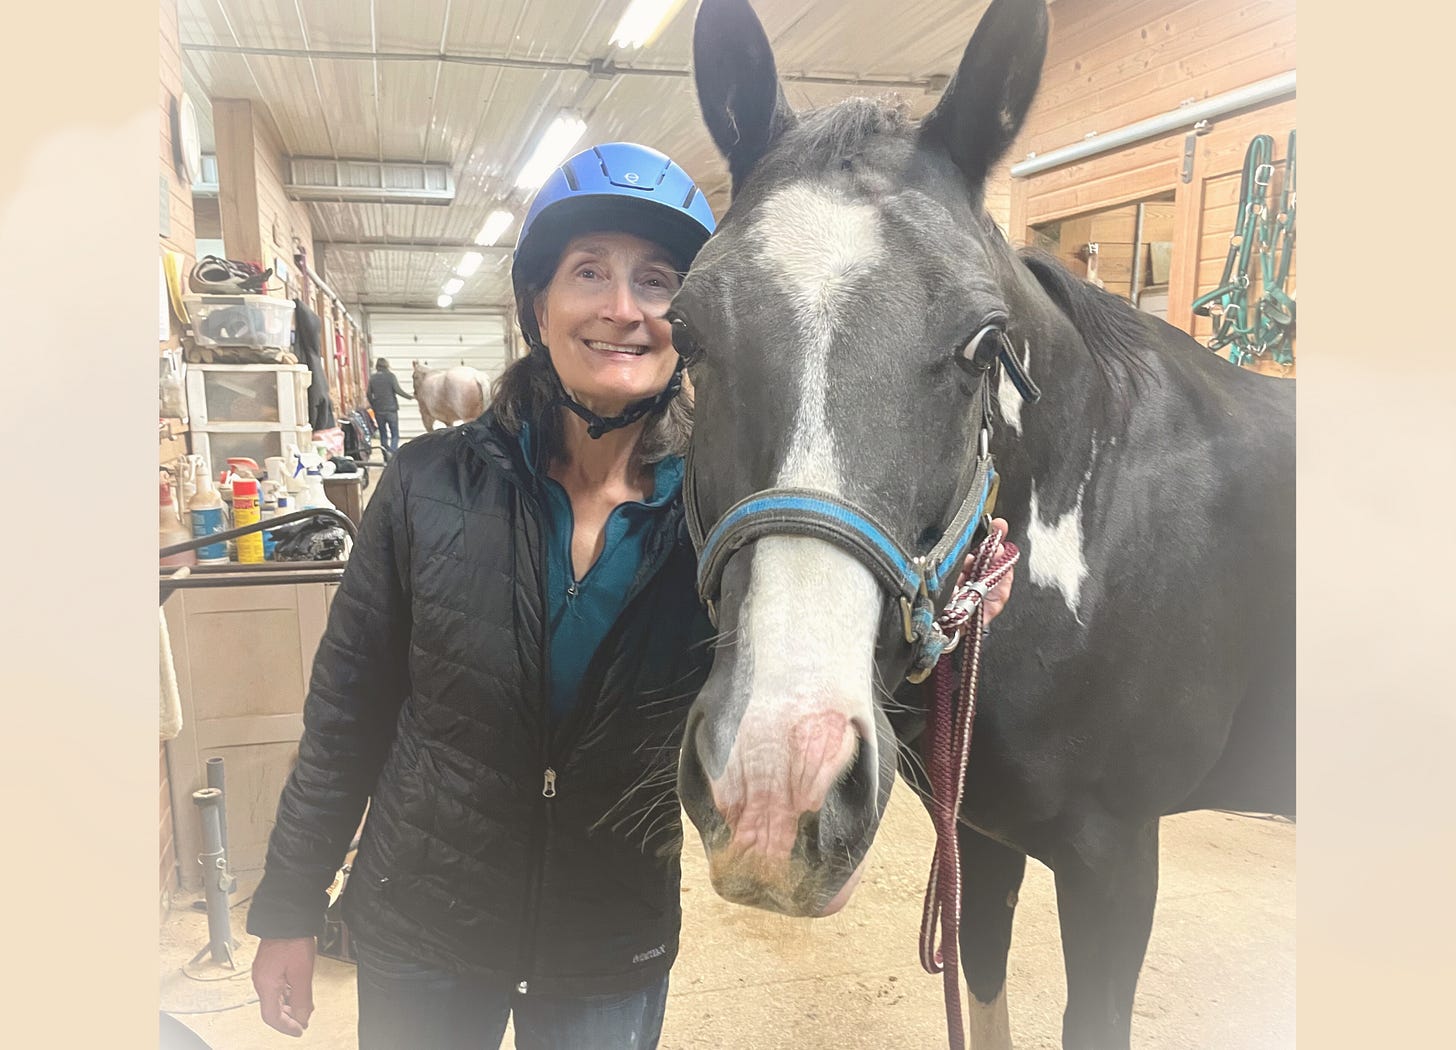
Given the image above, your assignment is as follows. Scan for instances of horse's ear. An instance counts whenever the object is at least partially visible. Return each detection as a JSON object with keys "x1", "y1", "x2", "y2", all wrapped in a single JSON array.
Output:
[
  {"x1": 693, "y1": 0, "x2": 797, "y2": 195},
  {"x1": 920, "y1": 0, "x2": 1048, "y2": 187}
]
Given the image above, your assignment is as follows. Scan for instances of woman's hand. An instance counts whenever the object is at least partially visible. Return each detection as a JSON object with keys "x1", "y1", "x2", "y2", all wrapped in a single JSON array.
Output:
[
  {"x1": 252, "y1": 936, "x2": 317, "y2": 1037},
  {"x1": 961, "y1": 517, "x2": 1015, "y2": 629}
]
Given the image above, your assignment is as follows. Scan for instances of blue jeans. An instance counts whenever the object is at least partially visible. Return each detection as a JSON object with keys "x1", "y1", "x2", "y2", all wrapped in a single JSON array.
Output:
[
  {"x1": 376, "y1": 411, "x2": 399, "y2": 459},
  {"x1": 355, "y1": 940, "x2": 669, "y2": 1050}
]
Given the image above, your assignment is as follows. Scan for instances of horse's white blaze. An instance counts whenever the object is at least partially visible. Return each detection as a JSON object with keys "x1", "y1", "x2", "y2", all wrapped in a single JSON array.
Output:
[
  {"x1": 717, "y1": 184, "x2": 885, "y2": 838},
  {"x1": 1027, "y1": 476, "x2": 1090, "y2": 619},
  {"x1": 728, "y1": 535, "x2": 881, "y2": 851},
  {"x1": 967, "y1": 985, "x2": 1013, "y2": 1050},
  {"x1": 996, "y1": 339, "x2": 1032, "y2": 437}
]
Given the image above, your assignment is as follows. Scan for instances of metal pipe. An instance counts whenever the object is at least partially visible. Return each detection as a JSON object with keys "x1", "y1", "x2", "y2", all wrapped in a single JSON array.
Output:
[
  {"x1": 179, "y1": 42, "x2": 937, "y2": 91},
  {"x1": 302, "y1": 261, "x2": 361, "y2": 332},
  {"x1": 1010, "y1": 71, "x2": 1296, "y2": 178},
  {"x1": 1130, "y1": 201, "x2": 1146, "y2": 304},
  {"x1": 159, "y1": 506, "x2": 358, "y2": 560},
  {"x1": 205, "y1": 757, "x2": 229, "y2": 872},
  {"x1": 190, "y1": 788, "x2": 237, "y2": 968}
]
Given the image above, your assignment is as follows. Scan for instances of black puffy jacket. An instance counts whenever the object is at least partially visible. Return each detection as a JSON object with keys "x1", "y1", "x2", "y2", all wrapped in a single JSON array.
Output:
[{"x1": 246, "y1": 413, "x2": 714, "y2": 995}]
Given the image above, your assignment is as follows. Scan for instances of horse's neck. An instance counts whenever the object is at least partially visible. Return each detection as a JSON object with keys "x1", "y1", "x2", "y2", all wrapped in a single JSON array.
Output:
[{"x1": 992, "y1": 312, "x2": 1112, "y2": 523}]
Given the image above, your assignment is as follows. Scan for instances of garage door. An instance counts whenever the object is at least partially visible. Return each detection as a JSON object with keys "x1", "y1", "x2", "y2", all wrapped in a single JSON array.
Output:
[{"x1": 365, "y1": 310, "x2": 514, "y2": 442}]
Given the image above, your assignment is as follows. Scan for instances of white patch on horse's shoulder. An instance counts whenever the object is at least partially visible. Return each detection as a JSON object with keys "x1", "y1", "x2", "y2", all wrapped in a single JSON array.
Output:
[
  {"x1": 996, "y1": 339, "x2": 1032, "y2": 437},
  {"x1": 1027, "y1": 478, "x2": 1090, "y2": 621}
]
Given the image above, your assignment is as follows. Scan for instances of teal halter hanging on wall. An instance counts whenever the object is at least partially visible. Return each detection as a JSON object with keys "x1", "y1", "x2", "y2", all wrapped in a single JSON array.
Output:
[{"x1": 1192, "y1": 130, "x2": 1297, "y2": 368}]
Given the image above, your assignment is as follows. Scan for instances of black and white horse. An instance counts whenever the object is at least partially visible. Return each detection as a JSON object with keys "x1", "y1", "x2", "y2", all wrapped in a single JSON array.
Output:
[{"x1": 674, "y1": 1, "x2": 1294, "y2": 1046}]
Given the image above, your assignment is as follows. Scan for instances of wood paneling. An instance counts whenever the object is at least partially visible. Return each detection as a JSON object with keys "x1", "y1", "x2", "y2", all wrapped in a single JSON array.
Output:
[
  {"x1": 159, "y1": 0, "x2": 195, "y2": 354},
  {"x1": 214, "y1": 99, "x2": 264, "y2": 267},
  {"x1": 1006, "y1": 0, "x2": 1296, "y2": 375}
]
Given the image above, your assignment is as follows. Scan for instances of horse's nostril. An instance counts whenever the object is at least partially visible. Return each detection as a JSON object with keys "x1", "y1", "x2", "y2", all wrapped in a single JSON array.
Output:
[
  {"x1": 677, "y1": 717, "x2": 715, "y2": 812},
  {"x1": 835, "y1": 719, "x2": 878, "y2": 815}
]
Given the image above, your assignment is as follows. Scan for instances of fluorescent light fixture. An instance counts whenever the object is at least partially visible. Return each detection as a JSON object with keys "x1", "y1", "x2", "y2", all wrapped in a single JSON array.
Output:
[
  {"x1": 437, "y1": 294, "x2": 453, "y2": 308},
  {"x1": 455, "y1": 252, "x2": 485, "y2": 277},
  {"x1": 475, "y1": 209, "x2": 514, "y2": 246},
  {"x1": 610, "y1": 0, "x2": 688, "y2": 49},
  {"x1": 443, "y1": 278, "x2": 464, "y2": 295},
  {"x1": 515, "y1": 113, "x2": 587, "y2": 189}
]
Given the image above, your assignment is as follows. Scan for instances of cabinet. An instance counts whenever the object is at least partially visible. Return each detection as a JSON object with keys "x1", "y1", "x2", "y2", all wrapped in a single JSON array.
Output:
[{"x1": 162, "y1": 579, "x2": 338, "y2": 887}]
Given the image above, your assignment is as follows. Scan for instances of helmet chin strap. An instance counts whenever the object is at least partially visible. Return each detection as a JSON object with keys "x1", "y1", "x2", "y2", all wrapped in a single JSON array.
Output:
[{"x1": 541, "y1": 350, "x2": 685, "y2": 439}]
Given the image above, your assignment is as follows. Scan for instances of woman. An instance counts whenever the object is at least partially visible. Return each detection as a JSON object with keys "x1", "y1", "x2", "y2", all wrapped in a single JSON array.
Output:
[{"x1": 247, "y1": 142, "x2": 1015, "y2": 1049}]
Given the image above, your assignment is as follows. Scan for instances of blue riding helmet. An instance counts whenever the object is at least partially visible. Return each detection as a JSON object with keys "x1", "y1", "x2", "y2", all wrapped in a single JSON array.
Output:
[{"x1": 511, "y1": 142, "x2": 717, "y2": 350}]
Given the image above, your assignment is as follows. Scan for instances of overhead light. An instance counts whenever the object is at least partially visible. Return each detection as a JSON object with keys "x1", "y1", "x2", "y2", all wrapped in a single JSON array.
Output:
[
  {"x1": 455, "y1": 252, "x2": 485, "y2": 277},
  {"x1": 475, "y1": 209, "x2": 515, "y2": 246},
  {"x1": 443, "y1": 278, "x2": 464, "y2": 295},
  {"x1": 515, "y1": 113, "x2": 587, "y2": 189},
  {"x1": 437, "y1": 294, "x2": 453, "y2": 308},
  {"x1": 610, "y1": 0, "x2": 688, "y2": 49}
]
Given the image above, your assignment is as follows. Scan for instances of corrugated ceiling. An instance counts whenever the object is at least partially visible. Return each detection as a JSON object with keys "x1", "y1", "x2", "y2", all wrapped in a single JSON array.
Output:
[{"x1": 178, "y1": 0, "x2": 995, "y2": 310}]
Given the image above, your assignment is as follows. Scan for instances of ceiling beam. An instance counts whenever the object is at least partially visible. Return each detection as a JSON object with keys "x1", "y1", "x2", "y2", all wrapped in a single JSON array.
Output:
[{"x1": 180, "y1": 43, "x2": 943, "y2": 92}]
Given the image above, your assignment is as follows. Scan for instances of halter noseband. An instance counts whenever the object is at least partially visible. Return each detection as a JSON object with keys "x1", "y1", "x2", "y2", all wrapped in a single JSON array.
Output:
[{"x1": 683, "y1": 339, "x2": 1038, "y2": 684}]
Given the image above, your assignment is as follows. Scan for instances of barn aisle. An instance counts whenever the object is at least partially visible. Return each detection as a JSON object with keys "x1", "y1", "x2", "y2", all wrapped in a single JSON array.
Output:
[{"x1": 160, "y1": 787, "x2": 1293, "y2": 1049}]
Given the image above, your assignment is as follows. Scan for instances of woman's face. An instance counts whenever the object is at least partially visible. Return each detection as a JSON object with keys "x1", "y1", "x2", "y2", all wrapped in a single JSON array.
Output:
[{"x1": 534, "y1": 231, "x2": 681, "y2": 417}]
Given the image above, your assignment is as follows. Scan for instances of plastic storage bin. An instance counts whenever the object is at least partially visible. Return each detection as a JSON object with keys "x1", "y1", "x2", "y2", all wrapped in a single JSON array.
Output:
[
  {"x1": 184, "y1": 294, "x2": 296, "y2": 350},
  {"x1": 186, "y1": 364, "x2": 310, "y2": 427}
]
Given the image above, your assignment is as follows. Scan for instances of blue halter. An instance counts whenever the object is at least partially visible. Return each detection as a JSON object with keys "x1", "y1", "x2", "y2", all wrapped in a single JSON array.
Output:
[{"x1": 682, "y1": 338, "x2": 1037, "y2": 683}]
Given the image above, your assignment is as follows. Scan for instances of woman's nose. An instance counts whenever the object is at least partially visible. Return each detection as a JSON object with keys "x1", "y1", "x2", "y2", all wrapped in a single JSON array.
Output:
[{"x1": 600, "y1": 279, "x2": 646, "y2": 325}]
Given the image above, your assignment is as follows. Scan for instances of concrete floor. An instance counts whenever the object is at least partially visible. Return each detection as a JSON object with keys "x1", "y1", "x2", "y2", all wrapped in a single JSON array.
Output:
[{"x1": 160, "y1": 787, "x2": 1293, "y2": 1049}]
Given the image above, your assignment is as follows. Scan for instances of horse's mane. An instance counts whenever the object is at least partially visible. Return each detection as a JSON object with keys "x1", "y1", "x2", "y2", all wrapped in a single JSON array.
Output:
[
  {"x1": 784, "y1": 96, "x2": 911, "y2": 165},
  {"x1": 1017, "y1": 248, "x2": 1158, "y2": 413}
]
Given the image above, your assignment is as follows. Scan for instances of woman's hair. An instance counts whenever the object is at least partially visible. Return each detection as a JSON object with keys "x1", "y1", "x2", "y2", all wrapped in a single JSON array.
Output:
[{"x1": 489, "y1": 348, "x2": 693, "y2": 466}]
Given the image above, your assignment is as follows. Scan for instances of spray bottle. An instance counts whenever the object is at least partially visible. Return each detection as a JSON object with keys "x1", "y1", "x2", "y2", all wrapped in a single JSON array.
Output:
[
  {"x1": 159, "y1": 477, "x2": 197, "y2": 567},
  {"x1": 294, "y1": 452, "x2": 336, "y2": 511},
  {"x1": 189, "y1": 469, "x2": 228, "y2": 565},
  {"x1": 260, "y1": 481, "x2": 280, "y2": 560},
  {"x1": 231, "y1": 478, "x2": 265, "y2": 563}
]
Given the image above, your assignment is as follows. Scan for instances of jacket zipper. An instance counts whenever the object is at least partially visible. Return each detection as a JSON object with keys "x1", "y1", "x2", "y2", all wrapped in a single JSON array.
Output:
[{"x1": 516, "y1": 478, "x2": 553, "y2": 995}]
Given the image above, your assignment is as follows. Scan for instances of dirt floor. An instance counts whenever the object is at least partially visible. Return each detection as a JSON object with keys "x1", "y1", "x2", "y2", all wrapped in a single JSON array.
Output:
[{"x1": 160, "y1": 787, "x2": 1293, "y2": 1049}]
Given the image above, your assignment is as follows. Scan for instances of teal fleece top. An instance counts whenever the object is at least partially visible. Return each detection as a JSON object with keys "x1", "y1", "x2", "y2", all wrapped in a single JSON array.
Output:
[{"x1": 519, "y1": 424, "x2": 686, "y2": 722}]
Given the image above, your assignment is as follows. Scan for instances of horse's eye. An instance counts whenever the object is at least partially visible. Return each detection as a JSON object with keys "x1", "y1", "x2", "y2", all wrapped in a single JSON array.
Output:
[
  {"x1": 669, "y1": 315, "x2": 702, "y2": 361},
  {"x1": 958, "y1": 322, "x2": 1007, "y2": 373}
]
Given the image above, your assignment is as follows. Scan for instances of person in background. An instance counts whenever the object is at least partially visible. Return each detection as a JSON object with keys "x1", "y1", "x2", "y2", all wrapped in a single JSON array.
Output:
[
  {"x1": 366, "y1": 358, "x2": 413, "y2": 461},
  {"x1": 247, "y1": 142, "x2": 1017, "y2": 1050}
]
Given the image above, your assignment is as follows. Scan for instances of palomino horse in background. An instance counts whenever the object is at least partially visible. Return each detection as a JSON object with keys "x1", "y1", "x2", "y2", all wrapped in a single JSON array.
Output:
[
  {"x1": 673, "y1": 1, "x2": 1294, "y2": 1047},
  {"x1": 411, "y1": 360, "x2": 487, "y2": 430}
]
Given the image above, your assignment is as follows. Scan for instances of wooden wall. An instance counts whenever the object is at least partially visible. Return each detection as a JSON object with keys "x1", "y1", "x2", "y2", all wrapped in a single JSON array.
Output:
[
  {"x1": 253, "y1": 114, "x2": 318, "y2": 301},
  {"x1": 158, "y1": 0, "x2": 195, "y2": 357},
  {"x1": 1004, "y1": 0, "x2": 1297, "y2": 376},
  {"x1": 159, "y1": 0, "x2": 190, "y2": 909}
]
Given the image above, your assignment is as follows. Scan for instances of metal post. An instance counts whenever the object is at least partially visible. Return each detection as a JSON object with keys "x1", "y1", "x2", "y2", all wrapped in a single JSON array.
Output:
[
  {"x1": 190, "y1": 788, "x2": 238, "y2": 968},
  {"x1": 205, "y1": 756, "x2": 229, "y2": 864},
  {"x1": 1130, "y1": 202, "x2": 1147, "y2": 305}
]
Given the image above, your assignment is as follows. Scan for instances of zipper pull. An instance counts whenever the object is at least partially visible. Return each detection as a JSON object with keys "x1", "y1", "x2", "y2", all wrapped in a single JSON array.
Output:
[
  {"x1": 542, "y1": 767, "x2": 557, "y2": 798},
  {"x1": 566, "y1": 581, "x2": 579, "y2": 598}
]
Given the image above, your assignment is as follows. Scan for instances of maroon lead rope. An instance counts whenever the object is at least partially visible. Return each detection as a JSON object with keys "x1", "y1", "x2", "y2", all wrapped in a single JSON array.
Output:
[{"x1": 918, "y1": 529, "x2": 1020, "y2": 1050}]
